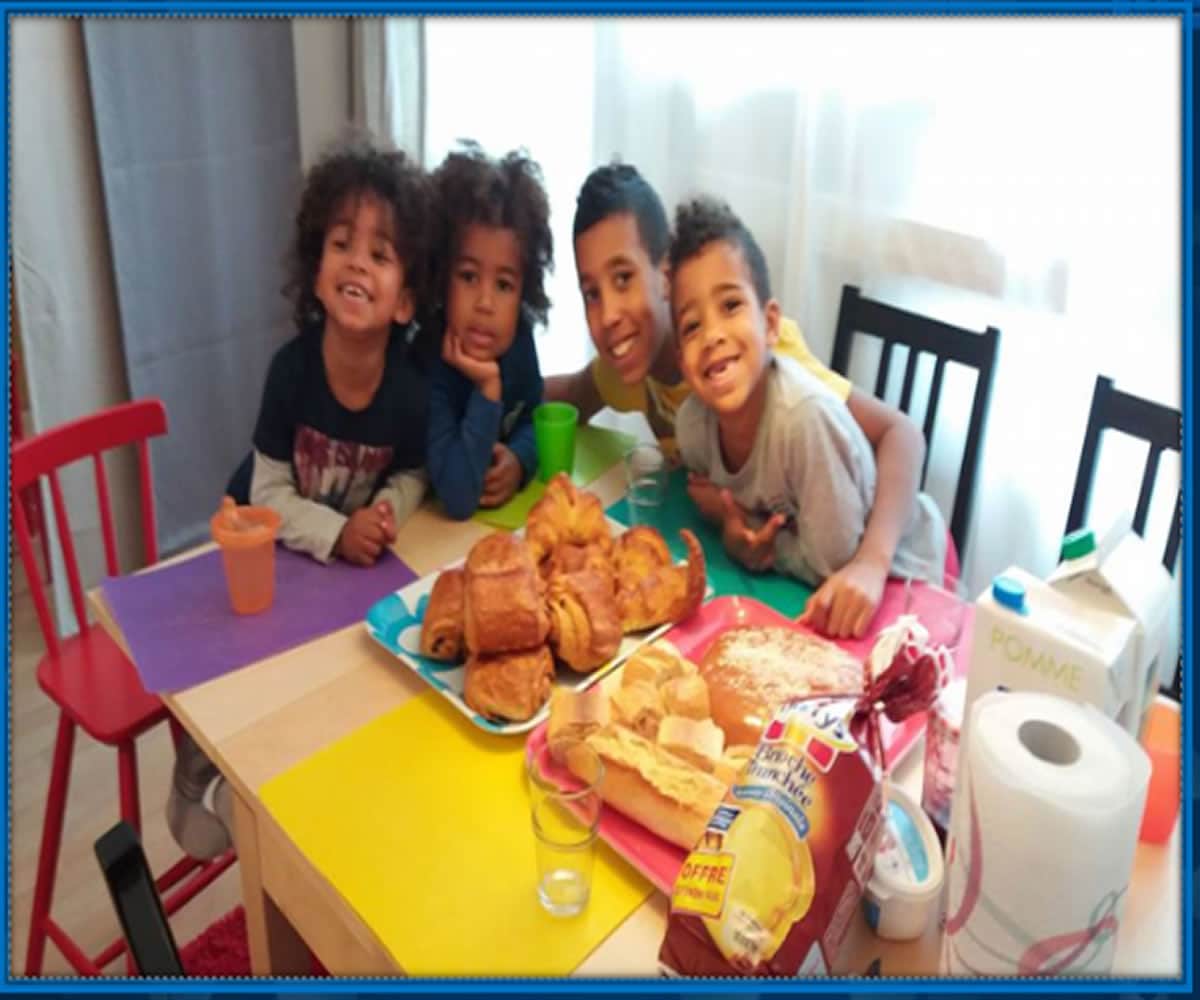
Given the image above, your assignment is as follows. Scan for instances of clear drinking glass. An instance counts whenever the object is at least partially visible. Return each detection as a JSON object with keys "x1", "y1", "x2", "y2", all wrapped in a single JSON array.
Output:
[
  {"x1": 527, "y1": 741, "x2": 604, "y2": 917},
  {"x1": 903, "y1": 573, "x2": 969, "y2": 655},
  {"x1": 624, "y1": 442, "x2": 668, "y2": 526}
]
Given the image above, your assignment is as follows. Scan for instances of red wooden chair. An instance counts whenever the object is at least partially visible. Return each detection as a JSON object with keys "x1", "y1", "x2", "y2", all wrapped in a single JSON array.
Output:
[
  {"x1": 10, "y1": 347, "x2": 51, "y2": 581},
  {"x1": 11, "y1": 399, "x2": 236, "y2": 976}
]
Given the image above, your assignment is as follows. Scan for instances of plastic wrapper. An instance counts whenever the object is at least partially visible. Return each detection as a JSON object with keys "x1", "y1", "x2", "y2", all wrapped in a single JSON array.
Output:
[{"x1": 658, "y1": 619, "x2": 946, "y2": 977}]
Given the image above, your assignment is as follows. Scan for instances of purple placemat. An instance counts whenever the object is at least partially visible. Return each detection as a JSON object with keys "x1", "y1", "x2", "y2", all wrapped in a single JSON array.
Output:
[{"x1": 101, "y1": 546, "x2": 418, "y2": 693}]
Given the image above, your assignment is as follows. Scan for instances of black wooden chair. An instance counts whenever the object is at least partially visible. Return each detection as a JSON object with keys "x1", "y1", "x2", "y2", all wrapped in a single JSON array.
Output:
[
  {"x1": 1064, "y1": 374, "x2": 1181, "y2": 698},
  {"x1": 1065, "y1": 374, "x2": 1181, "y2": 572},
  {"x1": 94, "y1": 822, "x2": 185, "y2": 976},
  {"x1": 830, "y1": 284, "x2": 1001, "y2": 562}
]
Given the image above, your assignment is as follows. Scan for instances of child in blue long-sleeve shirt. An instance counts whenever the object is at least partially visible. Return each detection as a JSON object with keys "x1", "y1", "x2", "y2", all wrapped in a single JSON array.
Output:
[{"x1": 427, "y1": 142, "x2": 552, "y2": 518}]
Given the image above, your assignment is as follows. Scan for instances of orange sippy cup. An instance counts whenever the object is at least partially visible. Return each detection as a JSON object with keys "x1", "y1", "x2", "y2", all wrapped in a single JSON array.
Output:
[
  {"x1": 1137, "y1": 695, "x2": 1181, "y2": 844},
  {"x1": 210, "y1": 496, "x2": 282, "y2": 615}
]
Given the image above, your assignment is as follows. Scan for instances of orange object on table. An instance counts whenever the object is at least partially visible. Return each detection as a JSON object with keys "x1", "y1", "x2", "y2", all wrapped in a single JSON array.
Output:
[
  {"x1": 210, "y1": 496, "x2": 281, "y2": 615},
  {"x1": 1138, "y1": 696, "x2": 1181, "y2": 844}
]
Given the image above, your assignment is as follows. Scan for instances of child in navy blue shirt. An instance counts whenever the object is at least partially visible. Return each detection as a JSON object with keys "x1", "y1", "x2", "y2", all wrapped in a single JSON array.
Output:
[{"x1": 426, "y1": 143, "x2": 552, "y2": 518}]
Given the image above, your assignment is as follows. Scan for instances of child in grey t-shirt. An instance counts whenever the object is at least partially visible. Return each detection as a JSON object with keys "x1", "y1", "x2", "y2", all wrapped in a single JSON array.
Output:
[{"x1": 669, "y1": 196, "x2": 945, "y2": 587}]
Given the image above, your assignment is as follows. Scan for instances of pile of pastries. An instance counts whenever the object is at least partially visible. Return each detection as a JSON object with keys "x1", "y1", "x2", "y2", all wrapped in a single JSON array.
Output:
[
  {"x1": 418, "y1": 474, "x2": 707, "y2": 722},
  {"x1": 551, "y1": 624, "x2": 864, "y2": 850}
]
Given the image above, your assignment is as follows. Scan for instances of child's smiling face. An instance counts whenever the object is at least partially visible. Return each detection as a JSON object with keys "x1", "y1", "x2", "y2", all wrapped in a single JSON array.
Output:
[
  {"x1": 447, "y1": 223, "x2": 524, "y2": 362},
  {"x1": 575, "y1": 212, "x2": 671, "y2": 385},
  {"x1": 315, "y1": 192, "x2": 414, "y2": 340},
  {"x1": 673, "y1": 239, "x2": 780, "y2": 418}
]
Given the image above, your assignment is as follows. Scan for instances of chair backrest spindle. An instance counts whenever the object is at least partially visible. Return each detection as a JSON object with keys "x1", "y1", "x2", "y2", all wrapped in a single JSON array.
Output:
[
  {"x1": 829, "y1": 284, "x2": 1000, "y2": 561},
  {"x1": 93, "y1": 453, "x2": 121, "y2": 578}
]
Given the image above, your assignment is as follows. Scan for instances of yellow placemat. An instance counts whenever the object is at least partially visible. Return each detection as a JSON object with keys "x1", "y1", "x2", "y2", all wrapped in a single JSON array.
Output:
[
  {"x1": 260, "y1": 691, "x2": 653, "y2": 975},
  {"x1": 472, "y1": 425, "x2": 637, "y2": 531}
]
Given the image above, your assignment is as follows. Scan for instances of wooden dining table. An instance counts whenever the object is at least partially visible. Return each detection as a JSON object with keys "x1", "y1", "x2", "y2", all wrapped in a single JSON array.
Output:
[{"x1": 89, "y1": 458, "x2": 1182, "y2": 979}]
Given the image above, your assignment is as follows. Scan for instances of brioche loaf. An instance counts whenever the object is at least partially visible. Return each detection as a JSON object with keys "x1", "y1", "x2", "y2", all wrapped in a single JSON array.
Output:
[{"x1": 699, "y1": 626, "x2": 863, "y2": 746}]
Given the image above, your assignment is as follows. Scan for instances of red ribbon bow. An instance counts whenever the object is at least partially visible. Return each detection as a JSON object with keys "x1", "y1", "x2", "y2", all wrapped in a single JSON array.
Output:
[{"x1": 854, "y1": 634, "x2": 950, "y2": 773}]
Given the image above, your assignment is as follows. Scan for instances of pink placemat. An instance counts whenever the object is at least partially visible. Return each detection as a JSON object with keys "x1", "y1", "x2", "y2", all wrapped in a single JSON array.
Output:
[
  {"x1": 526, "y1": 584, "x2": 973, "y2": 894},
  {"x1": 101, "y1": 546, "x2": 416, "y2": 693}
]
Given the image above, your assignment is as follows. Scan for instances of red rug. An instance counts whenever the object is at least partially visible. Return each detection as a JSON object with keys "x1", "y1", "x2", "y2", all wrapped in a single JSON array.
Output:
[{"x1": 180, "y1": 906, "x2": 327, "y2": 977}]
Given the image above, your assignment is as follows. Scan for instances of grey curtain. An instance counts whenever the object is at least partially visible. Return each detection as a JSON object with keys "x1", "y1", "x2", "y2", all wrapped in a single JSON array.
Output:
[{"x1": 83, "y1": 19, "x2": 302, "y2": 553}]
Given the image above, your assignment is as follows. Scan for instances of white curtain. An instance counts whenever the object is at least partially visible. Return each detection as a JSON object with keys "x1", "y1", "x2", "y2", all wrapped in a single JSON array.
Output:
[
  {"x1": 421, "y1": 18, "x2": 598, "y2": 379},
  {"x1": 353, "y1": 18, "x2": 424, "y2": 160},
  {"x1": 592, "y1": 16, "x2": 1180, "y2": 680},
  {"x1": 405, "y1": 16, "x2": 1182, "y2": 679}
]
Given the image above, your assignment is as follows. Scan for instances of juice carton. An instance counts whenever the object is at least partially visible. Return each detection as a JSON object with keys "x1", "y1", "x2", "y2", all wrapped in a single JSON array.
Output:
[
  {"x1": 962, "y1": 567, "x2": 1140, "y2": 744},
  {"x1": 1047, "y1": 520, "x2": 1171, "y2": 737}
]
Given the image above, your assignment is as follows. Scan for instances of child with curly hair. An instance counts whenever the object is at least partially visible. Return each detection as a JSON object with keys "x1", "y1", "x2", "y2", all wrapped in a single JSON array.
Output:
[
  {"x1": 425, "y1": 142, "x2": 553, "y2": 517},
  {"x1": 670, "y1": 195, "x2": 945, "y2": 589},
  {"x1": 169, "y1": 133, "x2": 436, "y2": 862},
  {"x1": 249, "y1": 132, "x2": 436, "y2": 565}
]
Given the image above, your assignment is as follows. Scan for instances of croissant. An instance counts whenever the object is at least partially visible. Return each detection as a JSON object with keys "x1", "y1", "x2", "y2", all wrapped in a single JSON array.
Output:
[
  {"x1": 546, "y1": 569, "x2": 624, "y2": 673},
  {"x1": 463, "y1": 532, "x2": 550, "y2": 655},
  {"x1": 613, "y1": 528, "x2": 707, "y2": 633},
  {"x1": 540, "y1": 541, "x2": 616, "y2": 588},
  {"x1": 419, "y1": 568, "x2": 465, "y2": 661},
  {"x1": 526, "y1": 474, "x2": 612, "y2": 563},
  {"x1": 463, "y1": 645, "x2": 555, "y2": 723}
]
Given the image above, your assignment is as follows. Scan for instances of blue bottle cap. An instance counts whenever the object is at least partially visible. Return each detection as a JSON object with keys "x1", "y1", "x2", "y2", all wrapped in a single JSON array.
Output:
[{"x1": 993, "y1": 575, "x2": 1026, "y2": 613}]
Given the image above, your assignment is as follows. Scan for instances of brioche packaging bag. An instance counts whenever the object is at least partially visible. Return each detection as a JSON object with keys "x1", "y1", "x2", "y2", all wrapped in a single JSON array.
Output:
[{"x1": 658, "y1": 619, "x2": 946, "y2": 977}]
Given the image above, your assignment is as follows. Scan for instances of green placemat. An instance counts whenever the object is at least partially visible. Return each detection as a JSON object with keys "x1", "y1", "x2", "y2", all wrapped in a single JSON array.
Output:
[
  {"x1": 473, "y1": 425, "x2": 638, "y2": 531},
  {"x1": 606, "y1": 467, "x2": 814, "y2": 618}
]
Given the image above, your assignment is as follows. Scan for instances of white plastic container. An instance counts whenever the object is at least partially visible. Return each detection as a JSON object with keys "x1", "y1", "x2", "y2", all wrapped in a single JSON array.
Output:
[{"x1": 861, "y1": 784, "x2": 944, "y2": 941}]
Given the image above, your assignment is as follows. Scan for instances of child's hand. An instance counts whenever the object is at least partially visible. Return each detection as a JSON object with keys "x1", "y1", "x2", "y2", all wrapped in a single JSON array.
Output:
[
  {"x1": 686, "y1": 472, "x2": 725, "y2": 524},
  {"x1": 480, "y1": 443, "x2": 522, "y2": 508},
  {"x1": 442, "y1": 329, "x2": 501, "y2": 401},
  {"x1": 720, "y1": 490, "x2": 786, "y2": 572},
  {"x1": 336, "y1": 505, "x2": 393, "y2": 566},
  {"x1": 373, "y1": 499, "x2": 398, "y2": 544},
  {"x1": 797, "y1": 556, "x2": 888, "y2": 638}
]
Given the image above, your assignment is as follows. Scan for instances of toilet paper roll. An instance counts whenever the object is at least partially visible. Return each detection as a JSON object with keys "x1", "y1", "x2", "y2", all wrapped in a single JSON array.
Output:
[{"x1": 940, "y1": 690, "x2": 1150, "y2": 977}]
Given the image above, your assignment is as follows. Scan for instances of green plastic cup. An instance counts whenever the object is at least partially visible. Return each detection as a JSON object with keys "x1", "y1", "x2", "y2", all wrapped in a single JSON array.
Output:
[{"x1": 533, "y1": 402, "x2": 579, "y2": 482}]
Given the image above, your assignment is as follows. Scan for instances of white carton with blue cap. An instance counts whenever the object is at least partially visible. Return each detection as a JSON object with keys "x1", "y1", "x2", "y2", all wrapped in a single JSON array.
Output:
[
  {"x1": 961, "y1": 567, "x2": 1140, "y2": 744},
  {"x1": 1046, "y1": 520, "x2": 1171, "y2": 737}
]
